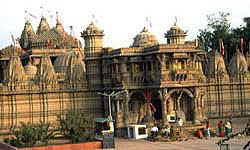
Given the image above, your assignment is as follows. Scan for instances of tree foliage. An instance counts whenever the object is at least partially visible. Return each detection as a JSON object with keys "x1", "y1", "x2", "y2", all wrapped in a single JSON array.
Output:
[
  {"x1": 4, "y1": 121, "x2": 54, "y2": 148},
  {"x1": 198, "y1": 12, "x2": 250, "y2": 61},
  {"x1": 57, "y1": 111, "x2": 96, "y2": 144},
  {"x1": 198, "y1": 12, "x2": 231, "y2": 51}
]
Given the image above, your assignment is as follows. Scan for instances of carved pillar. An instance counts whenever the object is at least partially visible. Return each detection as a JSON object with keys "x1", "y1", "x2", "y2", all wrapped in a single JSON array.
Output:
[
  {"x1": 167, "y1": 97, "x2": 174, "y2": 114},
  {"x1": 121, "y1": 61, "x2": 127, "y2": 84},
  {"x1": 124, "y1": 91, "x2": 130, "y2": 126},
  {"x1": 162, "y1": 54, "x2": 166, "y2": 70},
  {"x1": 193, "y1": 88, "x2": 201, "y2": 124},
  {"x1": 177, "y1": 98, "x2": 180, "y2": 111},
  {"x1": 176, "y1": 91, "x2": 183, "y2": 111},
  {"x1": 116, "y1": 100, "x2": 120, "y2": 113},
  {"x1": 115, "y1": 99, "x2": 123, "y2": 128},
  {"x1": 162, "y1": 88, "x2": 169, "y2": 126}
]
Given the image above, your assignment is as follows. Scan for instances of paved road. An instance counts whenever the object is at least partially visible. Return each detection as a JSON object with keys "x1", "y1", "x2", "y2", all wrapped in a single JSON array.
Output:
[
  {"x1": 114, "y1": 136, "x2": 249, "y2": 150},
  {"x1": 114, "y1": 117, "x2": 250, "y2": 150}
]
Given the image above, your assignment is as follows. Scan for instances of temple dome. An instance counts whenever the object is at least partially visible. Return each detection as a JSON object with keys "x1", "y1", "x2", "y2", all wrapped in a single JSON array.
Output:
[
  {"x1": 164, "y1": 23, "x2": 187, "y2": 45},
  {"x1": 86, "y1": 22, "x2": 99, "y2": 31},
  {"x1": 20, "y1": 21, "x2": 35, "y2": 49},
  {"x1": 24, "y1": 61, "x2": 37, "y2": 79},
  {"x1": 36, "y1": 16, "x2": 50, "y2": 34},
  {"x1": 55, "y1": 19, "x2": 64, "y2": 33},
  {"x1": 167, "y1": 25, "x2": 186, "y2": 35},
  {"x1": 207, "y1": 50, "x2": 229, "y2": 80},
  {"x1": 132, "y1": 27, "x2": 159, "y2": 47},
  {"x1": 228, "y1": 49, "x2": 248, "y2": 77},
  {"x1": 82, "y1": 22, "x2": 104, "y2": 36},
  {"x1": 54, "y1": 50, "x2": 84, "y2": 73}
]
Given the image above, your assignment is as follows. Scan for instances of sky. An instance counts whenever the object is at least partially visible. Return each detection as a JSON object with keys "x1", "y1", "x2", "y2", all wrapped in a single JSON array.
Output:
[{"x1": 0, "y1": 0, "x2": 249, "y2": 49}]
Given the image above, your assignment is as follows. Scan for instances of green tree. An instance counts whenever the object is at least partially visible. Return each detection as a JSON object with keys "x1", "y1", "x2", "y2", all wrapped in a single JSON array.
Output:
[
  {"x1": 57, "y1": 112, "x2": 96, "y2": 144},
  {"x1": 198, "y1": 12, "x2": 250, "y2": 61},
  {"x1": 198, "y1": 12, "x2": 231, "y2": 52},
  {"x1": 4, "y1": 121, "x2": 54, "y2": 148}
]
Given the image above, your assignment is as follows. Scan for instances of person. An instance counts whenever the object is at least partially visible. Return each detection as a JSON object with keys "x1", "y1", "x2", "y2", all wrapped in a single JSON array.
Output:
[
  {"x1": 162, "y1": 125, "x2": 171, "y2": 137},
  {"x1": 151, "y1": 126, "x2": 159, "y2": 138},
  {"x1": 225, "y1": 120, "x2": 231, "y2": 137},
  {"x1": 206, "y1": 120, "x2": 211, "y2": 138},
  {"x1": 218, "y1": 120, "x2": 224, "y2": 137},
  {"x1": 176, "y1": 117, "x2": 183, "y2": 132}
]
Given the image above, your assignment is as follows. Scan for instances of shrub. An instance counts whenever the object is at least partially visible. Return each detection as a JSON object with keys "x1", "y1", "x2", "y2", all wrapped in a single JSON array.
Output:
[
  {"x1": 4, "y1": 121, "x2": 54, "y2": 148},
  {"x1": 36, "y1": 121, "x2": 55, "y2": 145},
  {"x1": 57, "y1": 111, "x2": 96, "y2": 143}
]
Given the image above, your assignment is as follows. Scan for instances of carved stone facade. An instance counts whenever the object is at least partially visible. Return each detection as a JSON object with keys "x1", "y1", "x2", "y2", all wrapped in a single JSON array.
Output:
[{"x1": 0, "y1": 16, "x2": 250, "y2": 133}]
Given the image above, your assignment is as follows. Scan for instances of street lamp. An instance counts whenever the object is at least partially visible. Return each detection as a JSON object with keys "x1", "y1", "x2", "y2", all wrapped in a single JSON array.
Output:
[{"x1": 98, "y1": 90, "x2": 127, "y2": 121}]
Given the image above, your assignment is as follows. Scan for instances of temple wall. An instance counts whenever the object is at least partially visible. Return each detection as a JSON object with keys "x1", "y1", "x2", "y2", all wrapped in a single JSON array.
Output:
[
  {"x1": 204, "y1": 82, "x2": 250, "y2": 118},
  {"x1": 0, "y1": 84, "x2": 103, "y2": 130}
]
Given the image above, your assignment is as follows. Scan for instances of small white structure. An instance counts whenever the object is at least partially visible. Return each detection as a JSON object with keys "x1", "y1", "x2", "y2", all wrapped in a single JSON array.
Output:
[
  {"x1": 127, "y1": 124, "x2": 148, "y2": 139},
  {"x1": 167, "y1": 115, "x2": 176, "y2": 123}
]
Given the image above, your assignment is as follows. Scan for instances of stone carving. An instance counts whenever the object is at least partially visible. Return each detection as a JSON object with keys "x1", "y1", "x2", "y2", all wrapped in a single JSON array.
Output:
[
  {"x1": 24, "y1": 61, "x2": 37, "y2": 80},
  {"x1": 176, "y1": 91, "x2": 183, "y2": 110},
  {"x1": 35, "y1": 55, "x2": 57, "y2": 84},
  {"x1": 194, "y1": 88, "x2": 201, "y2": 110},
  {"x1": 163, "y1": 88, "x2": 169, "y2": 101},
  {"x1": 229, "y1": 49, "x2": 249, "y2": 78},
  {"x1": 1, "y1": 15, "x2": 250, "y2": 132},
  {"x1": 36, "y1": 16, "x2": 50, "y2": 34},
  {"x1": 207, "y1": 50, "x2": 229, "y2": 81},
  {"x1": 65, "y1": 50, "x2": 86, "y2": 84},
  {"x1": 4, "y1": 56, "x2": 27, "y2": 86}
]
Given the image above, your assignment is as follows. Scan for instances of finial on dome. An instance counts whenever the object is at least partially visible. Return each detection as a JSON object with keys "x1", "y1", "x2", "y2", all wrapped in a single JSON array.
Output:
[
  {"x1": 174, "y1": 16, "x2": 177, "y2": 26},
  {"x1": 142, "y1": 27, "x2": 148, "y2": 32}
]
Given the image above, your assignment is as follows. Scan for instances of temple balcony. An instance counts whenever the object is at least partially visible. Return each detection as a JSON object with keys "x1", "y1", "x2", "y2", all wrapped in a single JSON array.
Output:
[{"x1": 103, "y1": 69, "x2": 203, "y2": 89}]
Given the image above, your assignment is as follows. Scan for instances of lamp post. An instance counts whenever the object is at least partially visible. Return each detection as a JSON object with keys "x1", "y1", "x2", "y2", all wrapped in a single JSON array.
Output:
[{"x1": 98, "y1": 90, "x2": 127, "y2": 121}]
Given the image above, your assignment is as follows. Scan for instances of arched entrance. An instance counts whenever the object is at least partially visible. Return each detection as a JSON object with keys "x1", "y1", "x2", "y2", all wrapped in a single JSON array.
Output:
[
  {"x1": 180, "y1": 92, "x2": 193, "y2": 121},
  {"x1": 128, "y1": 91, "x2": 146, "y2": 123},
  {"x1": 168, "y1": 88, "x2": 193, "y2": 121},
  {"x1": 151, "y1": 91, "x2": 162, "y2": 120}
]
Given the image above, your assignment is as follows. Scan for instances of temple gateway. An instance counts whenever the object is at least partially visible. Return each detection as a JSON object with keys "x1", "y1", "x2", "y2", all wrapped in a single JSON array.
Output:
[{"x1": 0, "y1": 16, "x2": 250, "y2": 135}]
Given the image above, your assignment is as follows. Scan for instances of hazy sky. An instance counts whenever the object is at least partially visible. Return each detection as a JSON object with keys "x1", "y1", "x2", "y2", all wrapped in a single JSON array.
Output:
[{"x1": 0, "y1": 0, "x2": 249, "y2": 49}]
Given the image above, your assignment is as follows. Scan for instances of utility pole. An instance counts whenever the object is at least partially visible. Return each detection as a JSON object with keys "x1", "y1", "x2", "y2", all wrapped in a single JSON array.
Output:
[{"x1": 98, "y1": 90, "x2": 127, "y2": 121}]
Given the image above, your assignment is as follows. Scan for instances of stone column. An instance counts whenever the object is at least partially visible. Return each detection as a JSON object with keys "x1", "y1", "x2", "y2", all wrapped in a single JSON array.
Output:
[
  {"x1": 162, "y1": 54, "x2": 166, "y2": 70},
  {"x1": 167, "y1": 97, "x2": 174, "y2": 114},
  {"x1": 145, "y1": 101, "x2": 154, "y2": 127},
  {"x1": 162, "y1": 100, "x2": 168, "y2": 126},
  {"x1": 124, "y1": 92, "x2": 130, "y2": 126},
  {"x1": 116, "y1": 100, "x2": 120, "y2": 113},
  {"x1": 176, "y1": 91, "x2": 183, "y2": 111},
  {"x1": 177, "y1": 98, "x2": 180, "y2": 111},
  {"x1": 116, "y1": 100, "x2": 123, "y2": 128},
  {"x1": 162, "y1": 88, "x2": 169, "y2": 126},
  {"x1": 121, "y1": 61, "x2": 127, "y2": 84},
  {"x1": 193, "y1": 88, "x2": 201, "y2": 124}
]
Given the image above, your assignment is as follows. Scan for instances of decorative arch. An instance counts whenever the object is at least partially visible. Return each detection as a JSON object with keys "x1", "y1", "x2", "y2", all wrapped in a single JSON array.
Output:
[
  {"x1": 128, "y1": 90, "x2": 145, "y2": 102},
  {"x1": 168, "y1": 88, "x2": 193, "y2": 98},
  {"x1": 128, "y1": 90, "x2": 147, "y2": 124},
  {"x1": 150, "y1": 90, "x2": 162, "y2": 120},
  {"x1": 167, "y1": 88, "x2": 194, "y2": 121}
]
